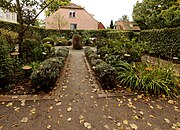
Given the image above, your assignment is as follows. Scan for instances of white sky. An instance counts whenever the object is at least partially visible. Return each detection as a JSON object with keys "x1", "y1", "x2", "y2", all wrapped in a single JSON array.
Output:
[{"x1": 71, "y1": 0, "x2": 142, "y2": 27}]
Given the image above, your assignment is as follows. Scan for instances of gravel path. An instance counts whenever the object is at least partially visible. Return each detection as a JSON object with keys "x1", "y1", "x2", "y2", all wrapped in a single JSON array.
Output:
[{"x1": 0, "y1": 48, "x2": 179, "y2": 130}]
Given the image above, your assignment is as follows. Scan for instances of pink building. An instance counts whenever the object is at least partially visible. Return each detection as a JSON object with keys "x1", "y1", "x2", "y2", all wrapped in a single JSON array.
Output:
[{"x1": 45, "y1": 3, "x2": 103, "y2": 30}]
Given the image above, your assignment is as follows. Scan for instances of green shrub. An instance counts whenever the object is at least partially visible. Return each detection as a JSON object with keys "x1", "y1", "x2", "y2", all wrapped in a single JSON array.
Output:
[
  {"x1": 84, "y1": 47, "x2": 116, "y2": 89},
  {"x1": 22, "y1": 39, "x2": 44, "y2": 63},
  {"x1": 116, "y1": 61, "x2": 179, "y2": 97},
  {"x1": 0, "y1": 36, "x2": 14, "y2": 88},
  {"x1": 42, "y1": 37, "x2": 54, "y2": 46},
  {"x1": 0, "y1": 28, "x2": 18, "y2": 51},
  {"x1": 30, "y1": 58, "x2": 63, "y2": 92},
  {"x1": 72, "y1": 34, "x2": 83, "y2": 49},
  {"x1": 55, "y1": 37, "x2": 68, "y2": 46},
  {"x1": 50, "y1": 47, "x2": 69, "y2": 58},
  {"x1": 107, "y1": 31, "x2": 135, "y2": 40},
  {"x1": 140, "y1": 27, "x2": 180, "y2": 62},
  {"x1": 97, "y1": 37, "x2": 145, "y2": 64}
]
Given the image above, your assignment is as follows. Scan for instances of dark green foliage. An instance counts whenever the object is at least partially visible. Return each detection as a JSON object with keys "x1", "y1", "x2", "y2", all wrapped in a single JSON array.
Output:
[
  {"x1": 107, "y1": 31, "x2": 136, "y2": 40},
  {"x1": 140, "y1": 27, "x2": 180, "y2": 62},
  {"x1": 116, "y1": 61, "x2": 179, "y2": 97},
  {"x1": 30, "y1": 48, "x2": 69, "y2": 92},
  {"x1": 84, "y1": 47, "x2": 116, "y2": 89},
  {"x1": 72, "y1": 34, "x2": 83, "y2": 49},
  {"x1": 22, "y1": 39, "x2": 44, "y2": 63},
  {"x1": 30, "y1": 58, "x2": 63, "y2": 92},
  {"x1": 50, "y1": 47, "x2": 69, "y2": 58},
  {"x1": 110, "y1": 20, "x2": 114, "y2": 29},
  {"x1": 42, "y1": 37, "x2": 54, "y2": 46},
  {"x1": 97, "y1": 37, "x2": 145, "y2": 64},
  {"x1": 0, "y1": 36, "x2": 14, "y2": 88},
  {"x1": 0, "y1": 21, "x2": 109, "y2": 40}
]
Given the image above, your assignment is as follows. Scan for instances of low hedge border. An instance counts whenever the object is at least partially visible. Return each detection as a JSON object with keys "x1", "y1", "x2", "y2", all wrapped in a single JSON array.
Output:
[
  {"x1": 30, "y1": 47, "x2": 69, "y2": 93},
  {"x1": 84, "y1": 47, "x2": 116, "y2": 90}
]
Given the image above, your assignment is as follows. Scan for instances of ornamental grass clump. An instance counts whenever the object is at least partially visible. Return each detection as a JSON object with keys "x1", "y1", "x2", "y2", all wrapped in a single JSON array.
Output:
[{"x1": 116, "y1": 61, "x2": 179, "y2": 97}]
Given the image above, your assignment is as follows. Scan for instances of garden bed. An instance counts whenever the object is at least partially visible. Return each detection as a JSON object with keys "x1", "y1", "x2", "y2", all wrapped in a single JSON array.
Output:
[{"x1": 0, "y1": 47, "x2": 69, "y2": 97}]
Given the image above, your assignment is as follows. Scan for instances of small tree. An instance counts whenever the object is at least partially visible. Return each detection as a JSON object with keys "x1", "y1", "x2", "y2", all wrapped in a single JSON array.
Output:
[
  {"x1": 47, "y1": 12, "x2": 68, "y2": 30},
  {"x1": 0, "y1": 0, "x2": 56, "y2": 59},
  {"x1": 119, "y1": 15, "x2": 129, "y2": 21},
  {"x1": 110, "y1": 20, "x2": 114, "y2": 29}
]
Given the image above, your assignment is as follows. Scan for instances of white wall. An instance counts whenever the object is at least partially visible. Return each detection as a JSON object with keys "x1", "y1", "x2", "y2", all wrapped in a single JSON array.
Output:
[{"x1": 0, "y1": 8, "x2": 17, "y2": 23}]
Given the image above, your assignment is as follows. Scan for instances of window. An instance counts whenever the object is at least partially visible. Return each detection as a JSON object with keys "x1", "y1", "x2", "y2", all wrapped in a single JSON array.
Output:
[
  {"x1": 6, "y1": 10, "x2": 10, "y2": 19},
  {"x1": 69, "y1": 10, "x2": 76, "y2": 18},
  {"x1": 12, "y1": 13, "x2": 15, "y2": 20},
  {"x1": 70, "y1": 24, "x2": 77, "y2": 30},
  {"x1": 0, "y1": 8, "x2": 4, "y2": 17}
]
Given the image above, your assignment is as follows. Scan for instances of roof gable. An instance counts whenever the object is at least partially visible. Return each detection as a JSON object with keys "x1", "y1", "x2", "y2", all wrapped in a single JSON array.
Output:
[{"x1": 61, "y1": 3, "x2": 83, "y2": 9}]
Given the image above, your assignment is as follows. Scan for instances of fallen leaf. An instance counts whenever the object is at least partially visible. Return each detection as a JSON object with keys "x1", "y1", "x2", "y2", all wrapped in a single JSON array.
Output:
[
  {"x1": 149, "y1": 115, "x2": 155, "y2": 118},
  {"x1": 14, "y1": 107, "x2": 20, "y2": 112},
  {"x1": 62, "y1": 86, "x2": 67, "y2": 89},
  {"x1": 164, "y1": 118, "x2": 170, "y2": 124},
  {"x1": 67, "y1": 107, "x2": 72, "y2": 112},
  {"x1": 47, "y1": 125, "x2": 51, "y2": 129},
  {"x1": 21, "y1": 117, "x2": 28, "y2": 123},
  {"x1": 104, "y1": 124, "x2": 109, "y2": 129},
  {"x1": 130, "y1": 124, "x2": 138, "y2": 130},
  {"x1": 140, "y1": 111, "x2": 144, "y2": 115},
  {"x1": 156, "y1": 105, "x2": 163, "y2": 110},
  {"x1": 67, "y1": 118, "x2": 71, "y2": 122},
  {"x1": 168, "y1": 100, "x2": 174, "y2": 104},
  {"x1": 147, "y1": 123, "x2": 152, "y2": 126},
  {"x1": 84, "y1": 122, "x2": 92, "y2": 129},
  {"x1": 117, "y1": 123, "x2": 121, "y2": 127},
  {"x1": 123, "y1": 120, "x2": 128, "y2": 125},
  {"x1": 56, "y1": 102, "x2": 61, "y2": 106},
  {"x1": 21, "y1": 100, "x2": 25, "y2": 106},
  {"x1": 30, "y1": 108, "x2": 36, "y2": 114},
  {"x1": 12, "y1": 96, "x2": 18, "y2": 99},
  {"x1": 149, "y1": 106, "x2": 154, "y2": 109},
  {"x1": 108, "y1": 116, "x2": 113, "y2": 120},
  {"x1": 6, "y1": 102, "x2": 13, "y2": 107}
]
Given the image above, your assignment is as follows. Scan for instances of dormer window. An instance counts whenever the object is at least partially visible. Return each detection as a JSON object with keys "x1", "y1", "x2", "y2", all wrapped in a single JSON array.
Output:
[{"x1": 69, "y1": 10, "x2": 75, "y2": 18}]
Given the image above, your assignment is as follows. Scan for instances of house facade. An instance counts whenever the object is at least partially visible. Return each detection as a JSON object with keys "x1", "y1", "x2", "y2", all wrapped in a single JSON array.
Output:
[
  {"x1": 45, "y1": 3, "x2": 103, "y2": 30},
  {"x1": 0, "y1": 8, "x2": 17, "y2": 23},
  {"x1": 114, "y1": 20, "x2": 140, "y2": 31}
]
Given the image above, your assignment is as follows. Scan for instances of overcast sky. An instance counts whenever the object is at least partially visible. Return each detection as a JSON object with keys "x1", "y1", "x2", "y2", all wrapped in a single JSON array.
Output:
[{"x1": 71, "y1": 0, "x2": 142, "y2": 27}]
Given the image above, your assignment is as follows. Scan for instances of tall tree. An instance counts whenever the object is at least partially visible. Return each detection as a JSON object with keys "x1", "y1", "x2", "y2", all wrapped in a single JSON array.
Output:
[
  {"x1": 132, "y1": 0, "x2": 180, "y2": 29},
  {"x1": 110, "y1": 20, "x2": 114, "y2": 29},
  {"x1": 47, "y1": 12, "x2": 68, "y2": 30},
  {"x1": 45, "y1": 0, "x2": 70, "y2": 16},
  {"x1": 0, "y1": 0, "x2": 55, "y2": 59},
  {"x1": 119, "y1": 15, "x2": 129, "y2": 21}
]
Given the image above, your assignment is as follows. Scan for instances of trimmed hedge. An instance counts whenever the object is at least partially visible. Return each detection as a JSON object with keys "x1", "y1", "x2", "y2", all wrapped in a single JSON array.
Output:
[
  {"x1": 84, "y1": 47, "x2": 116, "y2": 89},
  {"x1": 107, "y1": 31, "x2": 136, "y2": 40},
  {"x1": 30, "y1": 47, "x2": 69, "y2": 92},
  {"x1": 140, "y1": 27, "x2": 180, "y2": 61},
  {"x1": 0, "y1": 21, "x2": 109, "y2": 40}
]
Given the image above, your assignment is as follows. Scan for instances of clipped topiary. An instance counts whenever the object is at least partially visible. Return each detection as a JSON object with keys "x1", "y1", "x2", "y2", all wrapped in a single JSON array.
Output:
[{"x1": 72, "y1": 34, "x2": 83, "y2": 49}]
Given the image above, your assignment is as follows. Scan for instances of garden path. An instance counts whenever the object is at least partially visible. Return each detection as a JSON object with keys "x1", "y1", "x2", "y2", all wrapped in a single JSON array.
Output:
[{"x1": 0, "y1": 48, "x2": 179, "y2": 130}]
